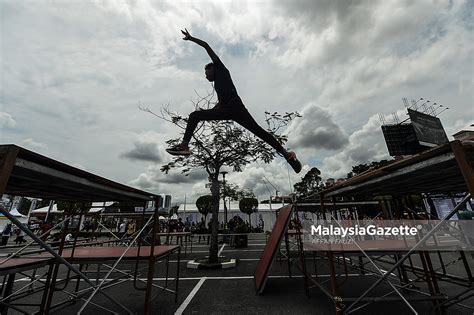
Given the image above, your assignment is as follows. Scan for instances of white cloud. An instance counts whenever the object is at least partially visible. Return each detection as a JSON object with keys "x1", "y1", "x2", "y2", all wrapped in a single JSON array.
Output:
[
  {"x1": 224, "y1": 159, "x2": 312, "y2": 199},
  {"x1": 288, "y1": 104, "x2": 348, "y2": 151},
  {"x1": 129, "y1": 163, "x2": 208, "y2": 198},
  {"x1": 21, "y1": 138, "x2": 47, "y2": 152},
  {"x1": 446, "y1": 118, "x2": 474, "y2": 139},
  {"x1": 0, "y1": 112, "x2": 16, "y2": 128},
  {"x1": 320, "y1": 113, "x2": 393, "y2": 179},
  {"x1": 1, "y1": 0, "x2": 471, "y2": 203}
]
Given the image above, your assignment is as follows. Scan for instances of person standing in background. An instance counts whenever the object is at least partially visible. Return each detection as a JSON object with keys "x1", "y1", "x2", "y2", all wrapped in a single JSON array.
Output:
[{"x1": 2, "y1": 223, "x2": 12, "y2": 245}]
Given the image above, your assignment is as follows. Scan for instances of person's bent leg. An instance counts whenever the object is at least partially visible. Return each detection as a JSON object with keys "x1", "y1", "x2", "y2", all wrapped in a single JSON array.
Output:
[
  {"x1": 234, "y1": 107, "x2": 302, "y2": 173},
  {"x1": 167, "y1": 107, "x2": 232, "y2": 156},
  {"x1": 234, "y1": 107, "x2": 289, "y2": 157},
  {"x1": 183, "y1": 108, "x2": 232, "y2": 144}
]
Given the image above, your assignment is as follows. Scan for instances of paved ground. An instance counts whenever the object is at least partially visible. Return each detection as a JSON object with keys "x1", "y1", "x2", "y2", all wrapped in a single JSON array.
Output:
[{"x1": 1, "y1": 234, "x2": 473, "y2": 314}]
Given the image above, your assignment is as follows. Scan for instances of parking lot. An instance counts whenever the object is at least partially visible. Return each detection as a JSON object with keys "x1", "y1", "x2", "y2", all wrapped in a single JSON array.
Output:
[{"x1": 2, "y1": 234, "x2": 473, "y2": 314}]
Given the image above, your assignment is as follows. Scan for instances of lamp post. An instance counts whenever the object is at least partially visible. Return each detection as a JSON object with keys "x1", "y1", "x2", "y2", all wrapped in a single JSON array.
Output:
[{"x1": 220, "y1": 171, "x2": 228, "y2": 228}]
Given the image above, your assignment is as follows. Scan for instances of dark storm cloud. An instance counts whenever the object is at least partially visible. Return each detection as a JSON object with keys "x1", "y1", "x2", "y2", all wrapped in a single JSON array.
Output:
[
  {"x1": 2, "y1": 0, "x2": 471, "y2": 201},
  {"x1": 130, "y1": 167, "x2": 209, "y2": 193},
  {"x1": 156, "y1": 170, "x2": 209, "y2": 185},
  {"x1": 121, "y1": 141, "x2": 162, "y2": 163},
  {"x1": 290, "y1": 105, "x2": 348, "y2": 150}
]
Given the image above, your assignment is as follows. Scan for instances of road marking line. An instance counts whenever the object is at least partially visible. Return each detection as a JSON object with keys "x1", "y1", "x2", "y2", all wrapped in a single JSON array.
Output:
[
  {"x1": 380, "y1": 268, "x2": 397, "y2": 277},
  {"x1": 218, "y1": 244, "x2": 226, "y2": 257},
  {"x1": 13, "y1": 274, "x2": 372, "y2": 282},
  {"x1": 174, "y1": 277, "x2": 206, "y2": 315}
]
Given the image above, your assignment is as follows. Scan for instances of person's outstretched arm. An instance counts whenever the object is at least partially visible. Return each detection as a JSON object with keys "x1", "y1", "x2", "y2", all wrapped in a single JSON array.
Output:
[{"x1": 181, "y1": 28, "x2": 222, "y2": 65}]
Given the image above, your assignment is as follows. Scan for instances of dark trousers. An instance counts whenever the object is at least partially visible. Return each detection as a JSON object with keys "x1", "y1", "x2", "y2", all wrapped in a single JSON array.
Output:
[
  {"x1": 15, "y1": 236, "x2": 25, "y2": 244},
  {"x1": 2, "y1": 236, "x2": 9, "y2": 245},
  {"x1": 183, "y1": 98, "x2": 287, "y2": 156}
]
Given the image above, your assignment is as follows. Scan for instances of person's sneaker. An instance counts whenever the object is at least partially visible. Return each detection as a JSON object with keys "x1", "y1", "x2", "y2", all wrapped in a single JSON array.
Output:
[
  {"x1": 166, "y1": 144, "x2": 191, "y2": 156},
  {"x1": 287, "y1": 151, "x2": 302, "y2": 173}
]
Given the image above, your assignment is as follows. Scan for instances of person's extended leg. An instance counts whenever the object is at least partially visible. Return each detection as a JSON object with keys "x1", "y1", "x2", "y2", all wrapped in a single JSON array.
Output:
[
  {"x1": 233, "y1": 106, "x2": 302, "y2": 173},
  {"x1": 166, "y1": 107, "x2": 232, "y2": 156}
]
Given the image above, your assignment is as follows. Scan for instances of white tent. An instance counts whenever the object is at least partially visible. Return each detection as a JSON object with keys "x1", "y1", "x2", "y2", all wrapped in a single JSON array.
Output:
[
  {"x1": 32, "y1": 202, "x2": 114, "y2": 215},
  {"x1": 8, "y1": 208, "x2": 28, "y2": 221},
  {"x1": 177, "y1": 202, "x2": 281, "y2": 230},
  {"x1": 88, "y1": 201, "x2": 114, "y2": 213},
  {"x1": 0, "y1": 209, "x2": 28, "y2": 232},
  {"x1": 31, "y1": 203, "x2": 62, "y2": 215}
]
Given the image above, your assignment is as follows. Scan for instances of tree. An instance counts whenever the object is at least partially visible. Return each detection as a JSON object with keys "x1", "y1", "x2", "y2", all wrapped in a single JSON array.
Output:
[
  {"x1": 116, "y1": 200, "x2": 144, "y2": 213},
  {"x1": 195, "y1": 195, "x2": 213, "y2": 222},
  {"x1": 346, "y1": 159, "x2": 392, "y2": 178},
  {"x1": 18, "y1": 198, "x2": 31, "y2": 215},
  {"x1": 220, "y1": 182, "x2": 255, "y2": 201},
  {"x1": 294, "y1": 167, "x2": 322, "y2": 200},
  {"x1": 220, "y1": 181, "x2": 254, "y2": 228},
  {"x1": 37, "y1": 199, "x2": 51, "y2": 209},
  {"x1": 35, "y1": 199, "x2": 92, "y2": 214},
  {"x1": 239, "y1": 197, "x2": 258, "y2": 227},
  {"x1": 169, "y1": 205, "x2": 179, "y2": 215},
  {"x1": 56, "y1": 201, "x2": 92, "y2": 214},
  {"x1": 206, "y1": 180, "x2": 255, "y2": 226},
  {"x1": 140, "y1": 92, "x2": 299, "y2": 263}
]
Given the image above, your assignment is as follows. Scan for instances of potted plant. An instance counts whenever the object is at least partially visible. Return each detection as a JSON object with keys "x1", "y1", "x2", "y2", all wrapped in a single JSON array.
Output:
[
  {"x1": 235, "y1": 198, "x2": 258, "y2": 248},
  {"x1": 234, "y1": 221, "x2": 249, "y2": 248}
]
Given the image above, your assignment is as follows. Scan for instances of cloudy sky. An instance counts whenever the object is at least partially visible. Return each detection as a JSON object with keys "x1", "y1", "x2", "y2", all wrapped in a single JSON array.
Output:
[{"x1": 1, "y1": 0, "x2": 472, "y2": 204}]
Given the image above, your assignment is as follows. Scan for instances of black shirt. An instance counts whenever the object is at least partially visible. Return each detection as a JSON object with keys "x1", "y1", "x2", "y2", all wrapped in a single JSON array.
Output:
[{"x1": 213, "y1": 58, "x2": 239, "y2": 105}]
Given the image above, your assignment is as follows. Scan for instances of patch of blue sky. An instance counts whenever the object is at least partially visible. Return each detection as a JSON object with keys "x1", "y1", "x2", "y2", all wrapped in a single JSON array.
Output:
[
  {"x1": 306, "y1": 154, "x2": 327, "y2": 169},
  {"x1": 422, "y1": 18, "x2": 449, "y2": 45},
  {"x1": 173, "y1": 54, "x2": 207, "y2": 72},
  {"x1": 0, "y1": 120, "x2": 32, "y2": 144},
  {"x1": 225, "y1": 42, "x2": 256, "y2": 58},
  {"x1": 458, "y1": 0, "x2": 473, "y2": 30}
]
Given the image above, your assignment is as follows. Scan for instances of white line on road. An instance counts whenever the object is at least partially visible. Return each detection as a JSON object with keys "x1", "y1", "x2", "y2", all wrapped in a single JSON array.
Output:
[
  {"x1": 174, "y1": 277, "x2": 206, "y2": 315},
  {"x1": 14, "y1": 274, "x2": 373, "y2": 282},
  {"x1": 218, "y1": 244, "x2": 226, "y2": 257}
]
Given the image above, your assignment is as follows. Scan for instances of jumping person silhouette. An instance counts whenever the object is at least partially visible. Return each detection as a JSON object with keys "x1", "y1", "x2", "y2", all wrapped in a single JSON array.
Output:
[{"x1": 166, "y1": 29, "x2": 302, "y2": 173}]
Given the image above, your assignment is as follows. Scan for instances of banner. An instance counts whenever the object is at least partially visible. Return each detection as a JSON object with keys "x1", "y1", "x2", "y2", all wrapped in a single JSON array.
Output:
[
  {"x1": 408, "y1": 109, "x2": 449, "y2": 147},
  {"x1": 301, "y1": 219, "x2": 474, "y2": 251}
]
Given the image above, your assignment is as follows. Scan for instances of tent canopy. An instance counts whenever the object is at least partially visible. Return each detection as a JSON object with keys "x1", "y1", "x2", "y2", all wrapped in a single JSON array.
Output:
[{"x1": 1, "y1": 145, "x2": 159, "y2": 202}]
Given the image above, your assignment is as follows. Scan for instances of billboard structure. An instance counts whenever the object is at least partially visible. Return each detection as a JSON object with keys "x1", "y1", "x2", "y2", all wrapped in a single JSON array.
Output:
[
  {"x1": 381, "y1": 124, "x2": 424, "y2": 156},
  {"x1": 408, "y1": 109, "x2": 449, "y2": 147},
  {"x1": 381, "y1": 99, "x2": 449, "y2": 156}
]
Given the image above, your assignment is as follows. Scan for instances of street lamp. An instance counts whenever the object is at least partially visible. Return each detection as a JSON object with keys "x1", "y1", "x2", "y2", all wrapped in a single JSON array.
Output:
[{"x1": 220, "y1": 171, "x2": 228, "y2": 228}]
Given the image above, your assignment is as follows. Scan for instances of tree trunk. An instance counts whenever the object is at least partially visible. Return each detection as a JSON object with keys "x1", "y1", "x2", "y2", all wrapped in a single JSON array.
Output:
[{"x1": 209, "y1": 176, "x2": 220, "y2": 263}]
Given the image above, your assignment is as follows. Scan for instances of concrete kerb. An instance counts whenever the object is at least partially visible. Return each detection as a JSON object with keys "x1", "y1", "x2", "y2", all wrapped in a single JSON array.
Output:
[{"x1": 187, "y1": 258, "x2": 237, "y2": 269}]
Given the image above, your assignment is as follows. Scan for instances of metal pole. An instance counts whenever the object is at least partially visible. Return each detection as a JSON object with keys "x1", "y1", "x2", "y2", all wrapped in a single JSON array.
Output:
[
  {"x1": 77, "y1": 214, "x2": 154, "y2": 314},
  {"x1": 329, "y1": 214, "x2": 417, "y2": 314},
  {"x1": 345, "y1": 193, "x2": 471, "y2": 313},
  {"x1": 144, "y1": 201, "x2": 159, "y2": 315},
  {"x1": 183, "y1": 195, "x2": 186, "y2": 222},
  {"x1": 221, "y1": 171, "x2": 228, "y2": 227},
  {"x1": 26, "y1": 198, "x2": 37, "y2": 223},
  {"x1": 0, "y1": 207, "x2": 128, "y2": 312},
  {"x1": 45, "y1": 200, "x2": 54, "y2": 223},
  {"x1": 0, "y1": 214, "x2": 74, "y2": 265}
]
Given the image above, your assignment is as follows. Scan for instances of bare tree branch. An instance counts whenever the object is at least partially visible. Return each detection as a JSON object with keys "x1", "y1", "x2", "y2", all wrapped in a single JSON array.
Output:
[{"x1": 139, "y1": 92, "x2": 300, "y2": 263}]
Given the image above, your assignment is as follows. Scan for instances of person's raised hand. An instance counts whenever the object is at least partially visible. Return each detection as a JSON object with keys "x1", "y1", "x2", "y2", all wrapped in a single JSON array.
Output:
[{"x1": 181, "y1": 28, "x2": 191, "y2": 40}]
